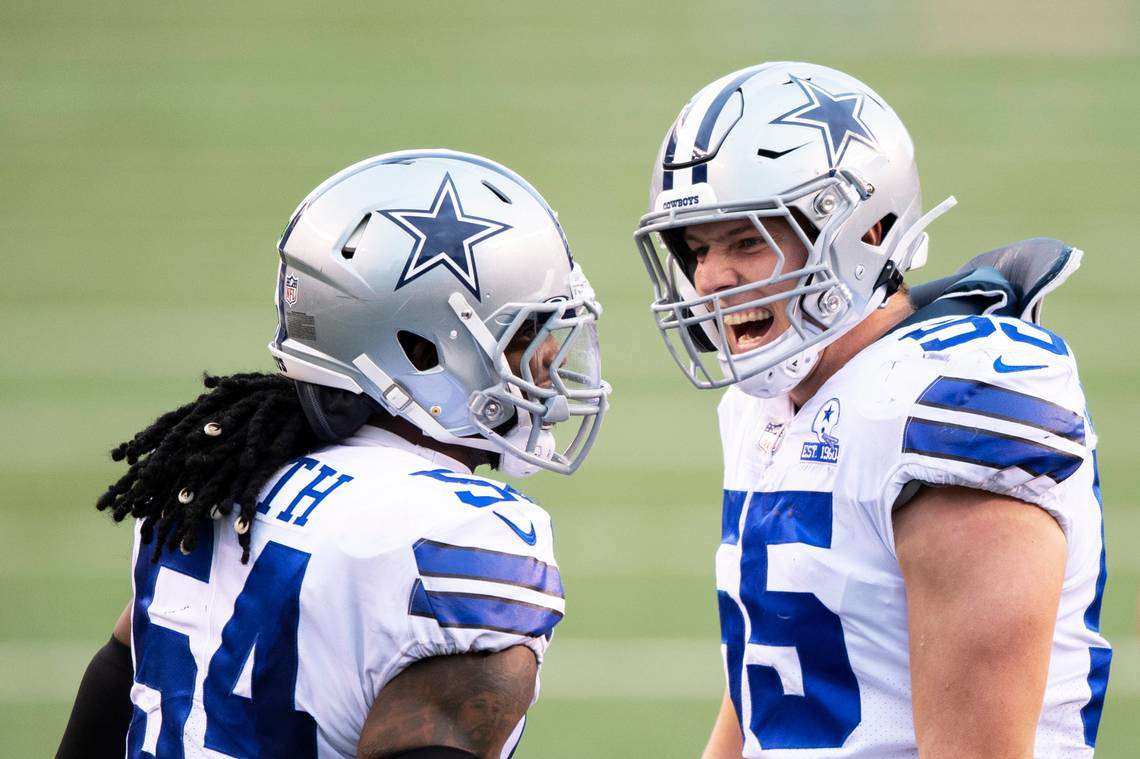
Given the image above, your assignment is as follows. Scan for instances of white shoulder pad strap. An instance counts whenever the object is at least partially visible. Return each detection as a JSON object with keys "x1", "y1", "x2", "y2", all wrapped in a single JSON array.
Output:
[{"x1": 1023, "y1": 247, "x2": 1082, "y2": 323}]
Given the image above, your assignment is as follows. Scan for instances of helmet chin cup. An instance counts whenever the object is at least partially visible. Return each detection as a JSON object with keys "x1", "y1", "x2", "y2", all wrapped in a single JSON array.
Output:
[
  {"x1": 728, "y1": 339, "x2": 822, "y2": 398},
  {"x1": 498, "y1": 416, "x2": 556, "y2": 478}
]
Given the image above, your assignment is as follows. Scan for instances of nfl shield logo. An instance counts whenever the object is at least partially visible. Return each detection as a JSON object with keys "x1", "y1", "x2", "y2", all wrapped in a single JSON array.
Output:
[{"x1": 284, "y1": 274, "x2": 299, "y2": 306}]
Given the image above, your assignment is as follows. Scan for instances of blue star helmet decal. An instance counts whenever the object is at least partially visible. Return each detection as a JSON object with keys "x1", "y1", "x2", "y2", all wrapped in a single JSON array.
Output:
[
  {"x1": 381, "y1": 173, "x2": 511, "y2": 300},
  {"x1": 770, "y1": 76, "x2": 878, "y2": 169}
]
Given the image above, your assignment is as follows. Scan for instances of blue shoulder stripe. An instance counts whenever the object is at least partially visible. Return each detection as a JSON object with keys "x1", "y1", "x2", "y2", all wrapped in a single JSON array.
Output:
[
  {"x1": 413, "y1": 540, "x2": 563, "y2": 598},
  {"x1": 408, "y1": 580, "x2": 563, "y2": 638},
  {"x1": 903, "y1": 418, "x2": 1083, "y2": 483},
  {"x1": 917, "y1": 376, "x2": 1085, "y2": 444}
]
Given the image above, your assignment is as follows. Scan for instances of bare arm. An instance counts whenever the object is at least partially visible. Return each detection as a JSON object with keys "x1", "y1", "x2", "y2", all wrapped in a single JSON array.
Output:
[
  {"x1": 357, "y1": 646, "x2": 536, "y2": 759},
  {"x1": 113, "y1": 601, "x2": 131, "y2": 644},
  {"x1": 701, "y1": 689, "x2": 743, "y2": 759},
  {"x1": 894, "y1": 485, "x2": 1065, "y2": 759}
]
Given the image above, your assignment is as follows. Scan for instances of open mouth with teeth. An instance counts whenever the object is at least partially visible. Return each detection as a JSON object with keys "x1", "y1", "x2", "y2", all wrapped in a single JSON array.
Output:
[{"x1": 723, "y1": 307, "x2": 775, "y2": 352}]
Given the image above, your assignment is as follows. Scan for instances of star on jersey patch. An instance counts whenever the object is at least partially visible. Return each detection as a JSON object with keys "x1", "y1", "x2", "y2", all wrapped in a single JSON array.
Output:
[
  {"x1": 771, "y1": 76, "x2": 877, "y2": 169},
  {"x1": 801, "y1": 397, "x2": 841, "y2": 463},
  {"x1": 382, "y1": 173, "x2": 511, "y2": 300}
]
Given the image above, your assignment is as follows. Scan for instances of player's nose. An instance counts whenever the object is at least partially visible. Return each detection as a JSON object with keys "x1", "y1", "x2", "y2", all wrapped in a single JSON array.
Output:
[
  {"x1": 693, "y1": 244, "x2": 739, "y2": 296},
  {"x1": 529, "y1": 335, "x2": 558, "y2": 387}
]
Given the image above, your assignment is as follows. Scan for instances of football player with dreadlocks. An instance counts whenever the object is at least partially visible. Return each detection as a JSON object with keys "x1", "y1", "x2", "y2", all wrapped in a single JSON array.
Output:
[
  {"x1": 634, "y1": 63, "x2": 1109, "y2": 757},
  {"x1": 57, "y1": 150, "x2": 609, "y2": 759}
]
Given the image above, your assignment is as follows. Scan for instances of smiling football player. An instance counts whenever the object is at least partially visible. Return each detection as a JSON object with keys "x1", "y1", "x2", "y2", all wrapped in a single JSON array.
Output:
[{"x1": 635, "y1": 62, "x2": 1110, "y2": 758}]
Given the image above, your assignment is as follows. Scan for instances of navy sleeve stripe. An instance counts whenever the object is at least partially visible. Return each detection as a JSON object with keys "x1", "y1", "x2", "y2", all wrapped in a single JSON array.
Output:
[
  {"x1": 413, "y1": 540, "x2": 563, "y2": 597},
  {"x1": 902, "y1": 418, "x2": 1084, "y2": 483},
  {"x1": 408, "y1": 582, "x2": 563, "y2": 638},
  {"x1": 916, "y1": 376, "x2": 1085, "y2": 443}
]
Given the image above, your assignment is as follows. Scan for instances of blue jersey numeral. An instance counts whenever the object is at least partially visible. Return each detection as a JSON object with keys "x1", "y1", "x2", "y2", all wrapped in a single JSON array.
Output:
[
  {"x1": 901, "y1": 315, "x2": 995, "y2": 351},
  {"x1": 901, "y1": 315, "x2": 1068, "y2": 356},
  {"x1": 128, "y1": 524, "x2": 213, "y2": 758},
  {"x1": 129, "y1": 530, "x2": 316, "y2": 758},
  {"x1": 410, "y1": 468, "x2": 531, "y2": 508},
  {"x1": 721, "y1": 490, "x2": 860, "y2": 750},
  {"x1": 203, "y1": 542, "x2": 317, "y2": 757}
]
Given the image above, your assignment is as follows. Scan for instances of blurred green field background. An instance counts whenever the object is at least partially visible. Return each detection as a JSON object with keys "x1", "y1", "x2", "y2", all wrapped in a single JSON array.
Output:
[{"x1": 2, "y1": 1, "x2": 1137, "y2": 755}]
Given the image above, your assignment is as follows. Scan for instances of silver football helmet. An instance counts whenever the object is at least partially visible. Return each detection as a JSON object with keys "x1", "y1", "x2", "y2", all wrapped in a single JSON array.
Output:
[
  {"x1": 635, "y1": 61, "x2": 956, "y2": 397},
  {"x1": 270, "y1": 149, "x2": 610, "y2": 475}
]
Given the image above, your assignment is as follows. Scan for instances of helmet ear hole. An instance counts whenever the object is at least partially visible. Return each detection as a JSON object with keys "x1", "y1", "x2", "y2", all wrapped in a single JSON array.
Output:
[
  {"x1": 397, "y1": 330, "x2": 439, "y2": 371},
  {"x1": 863, "y1": 214, "x2": 896, "y2": 247}
]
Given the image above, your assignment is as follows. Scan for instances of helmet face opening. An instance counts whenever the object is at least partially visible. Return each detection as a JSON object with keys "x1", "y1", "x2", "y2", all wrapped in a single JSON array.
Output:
[
  {"x1": 636, "y1": 175, "x2": 862, "y2": 390},
  {"x1": 471, "y1": 287, "x2": 609, "y2": 475}
]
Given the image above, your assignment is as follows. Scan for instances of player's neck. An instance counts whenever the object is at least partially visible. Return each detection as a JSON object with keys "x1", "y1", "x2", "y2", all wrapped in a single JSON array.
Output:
[
  {"x1": 788, "y1": 292, "x2": 915, "y2": 409},
  {"x1": 366, "y1": 413, "x2": 494, "y2": 471}
]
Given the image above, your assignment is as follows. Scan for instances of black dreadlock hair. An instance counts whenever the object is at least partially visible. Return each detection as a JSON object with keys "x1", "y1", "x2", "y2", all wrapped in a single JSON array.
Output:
[{"x1": 97, "y1": 373, "x2": 321, "y2": 564}]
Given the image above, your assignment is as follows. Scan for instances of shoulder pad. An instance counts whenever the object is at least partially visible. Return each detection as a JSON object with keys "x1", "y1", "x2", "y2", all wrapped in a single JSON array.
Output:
[
  {"x1": 904, "y1": 238, "x2": 1082, "y2": 329},
  {"x1": 404, "y1": 471, "x2": 562, "y2": 649}
]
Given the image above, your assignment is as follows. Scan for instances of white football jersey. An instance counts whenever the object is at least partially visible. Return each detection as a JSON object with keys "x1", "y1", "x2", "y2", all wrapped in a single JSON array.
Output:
[
  {"x1": 716, "y1": 313, "x2": 1110, "y2": 758},
  {"x1": 126, "y1": 425, "x2": 562, "y2": 758}
]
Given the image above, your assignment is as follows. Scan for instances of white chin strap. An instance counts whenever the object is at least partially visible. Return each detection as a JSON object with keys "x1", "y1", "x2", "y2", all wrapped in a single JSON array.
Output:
[{"x1": 498, "y1": 419, "x2": 556, "y2": 478}]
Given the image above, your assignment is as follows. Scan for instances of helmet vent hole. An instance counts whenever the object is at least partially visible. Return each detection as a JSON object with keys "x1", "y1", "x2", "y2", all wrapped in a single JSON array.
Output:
[
  {"x1": 482, "y1": 180, "x2": 512, "y2": 204},
  {"x1": 341, "y1": 213, "x2": 371, "y2": 260},
  {"x1": 397, "y1": 330, "x2": 440, "y2": 371}
]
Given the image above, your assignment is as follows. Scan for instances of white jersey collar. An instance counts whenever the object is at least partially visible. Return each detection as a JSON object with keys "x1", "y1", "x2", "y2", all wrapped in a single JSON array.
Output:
[{"x1": 344, "y1": 424, "x2": 473, "y2": 475}]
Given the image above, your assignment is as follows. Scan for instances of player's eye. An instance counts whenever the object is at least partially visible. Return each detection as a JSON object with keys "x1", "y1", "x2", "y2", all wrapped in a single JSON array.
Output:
[
  {"x1": 691, "y1": 245, "x2": 709, "y2": 262},
  {"x1": 734, "y1": 236, "x2": 764, "y2": 251},
  {"x1": 508, "y1": 314, "x2": 545, "y2": 348}
]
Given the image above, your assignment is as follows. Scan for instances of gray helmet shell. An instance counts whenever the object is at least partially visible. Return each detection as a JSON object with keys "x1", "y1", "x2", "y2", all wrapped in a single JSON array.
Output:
[
  {"x1": 636, "y1": 62, "x2": 955, "y2": 397},
  {"x1": 271, "y1": 149, "x2": 609, "y2": 474}
]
